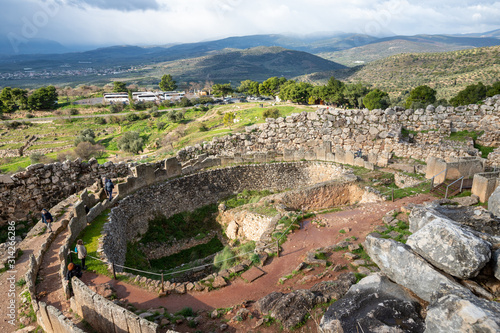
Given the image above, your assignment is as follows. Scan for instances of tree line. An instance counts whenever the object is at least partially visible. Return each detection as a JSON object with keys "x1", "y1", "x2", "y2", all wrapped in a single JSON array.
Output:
[{"x1": 0, "y1": 86, "x2": 58, "y2": 113}]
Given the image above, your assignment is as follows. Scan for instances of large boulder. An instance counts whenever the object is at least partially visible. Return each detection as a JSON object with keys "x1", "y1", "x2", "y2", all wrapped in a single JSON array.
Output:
[
  {"x1": 364, "y1": 234, "x2": 470, "y2": 302},
  {"x1": 425, "y1": 285, "x2": 500, "y2": 332},
  {"x1": 408, "y1": 204, "x2": 448, "y2": 233},
  {"x1": 489, "y1": 185, "x2": 500, "y2": 218},
  {"x1": 255, "y1": 289, "x2": 322, "y2": 330},
  {"x1": 320, "y1": 273, "x2": 425, "y2": 333},
  {"x1": 407, "y1": 218, "x2": 491, "y2": 279},
  {"x1": 493, "y1": 249, "x2": 500, "y2": 281}
]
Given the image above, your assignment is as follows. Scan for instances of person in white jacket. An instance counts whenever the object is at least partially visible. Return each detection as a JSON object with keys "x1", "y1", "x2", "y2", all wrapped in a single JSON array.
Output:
[{"x1": 76, "y1": 239, "x2": 88, "y2": 270}]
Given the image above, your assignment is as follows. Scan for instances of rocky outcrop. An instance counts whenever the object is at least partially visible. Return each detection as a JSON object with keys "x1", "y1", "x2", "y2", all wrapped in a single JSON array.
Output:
[
  {"x1": 320, "y1": 273, "x2": 425, "y2": 333},
  {"x1": 425, "y1": 285, "x2": 500, "y2": 333},
  {"x1": 364, "y1": 233, "x2": 469, "y2": 302},
  {"x1": 489, "y1": 185, "x2": 500, "y2": 218},
  {"x1": 255, "y1": 273, "x2": 355, "y2": 330},
  {"x1": 406, "y1": 217, "x2": 491, "y2": 279}
]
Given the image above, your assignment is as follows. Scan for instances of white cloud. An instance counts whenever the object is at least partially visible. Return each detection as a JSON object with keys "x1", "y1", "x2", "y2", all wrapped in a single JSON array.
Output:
[{"x1": 0, "y1": 0, "x2": 499, "y2": 47}]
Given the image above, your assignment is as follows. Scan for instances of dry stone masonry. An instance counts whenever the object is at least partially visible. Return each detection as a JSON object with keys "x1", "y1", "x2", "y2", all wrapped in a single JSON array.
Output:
[{"x1": 177, "y1": 96, "x2": 500, "y2": 166}]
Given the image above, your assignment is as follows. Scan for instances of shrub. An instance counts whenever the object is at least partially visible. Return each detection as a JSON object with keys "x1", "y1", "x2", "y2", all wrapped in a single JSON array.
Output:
[
  {"x1": 109, "y1": 104, "x2": 123, "y2": 113},
  {"x1": 126, "y1": 113, "x2": 139, "y2": 122},
  {"x1": 25, "y1": 113, "x2": 34, "y2": 118},
  {"x1": 117, "y1": 131, "x2": 143, "y2": 154},
  {"x1": 74, "y1": 128, "x2": 96, "y2": 146},
  {"x1": 94, "y1": 117, "x2": 106, "y2": 125},
  {"x1": 223, "y1": 112, "x2": 235, "y2": 127},
  {"x1": 150, "y1": 111, "x2": 160, "y2": 118},
  {"x1": 67, "y1": 108, "x2": 79, "y2": 115},
  {"x1": 57, "y1": 151, "x2": 76, "y2": 162},
  {"x1": 30, "y1": 152, "x2": 44, "y2": 164},
  {"x1": 107, "y1": 115, "x2": 123, "y2": 124},
  {"x1": 74, "y1": 142, "x2": 105, "y2": 160},
  {"x1": 156, "y1": 121, "x2": 167, "y2": 130},
  {"x1": 138, "y1": 113, "x2": 150, "y2": 120},
  {"x1": 262, "y1": 107, "x2": 280, "y2": 119},
  {"x1": 198, "y1": 123, "x2": 208, "y2": 132},
  {"x1": 166, "y1": 110, "x2": 184, "y2": 122}
]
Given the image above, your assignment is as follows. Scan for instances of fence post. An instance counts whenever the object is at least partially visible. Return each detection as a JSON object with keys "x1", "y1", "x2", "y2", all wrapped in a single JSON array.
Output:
[
  {"x1": 112, "y1": 262, "x2": 117, "y2": 280},
  {"x1": 392, "y1": 188, "x2": 394, "y2": 202},
  {"x1": 430, "y1": 177, "x2": 434, "y2": 191},
  {"x1": 161, "y1": 273, "x2": 164, "y2": 292},
  {"x1": 277, "y1": 239, "x2": 280, "y2": 257}
]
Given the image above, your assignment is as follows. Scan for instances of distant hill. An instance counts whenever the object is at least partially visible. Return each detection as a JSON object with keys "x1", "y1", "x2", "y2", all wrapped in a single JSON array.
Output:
[
  {"x1": 300, "y1": 45, "x2": 500, "y2": 100},
  {"x1": 318, "y1": 34, "x2": 500, "y2": 66},
  {"x1": 0, "y1": 35, "x2": 69, "y2": 55},
  {"x1": 150, "y1": 46, "x2": 346, "y2": 82}
]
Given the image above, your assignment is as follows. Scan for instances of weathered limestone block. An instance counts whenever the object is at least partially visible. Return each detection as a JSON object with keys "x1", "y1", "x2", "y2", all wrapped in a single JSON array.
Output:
[
  {"x1": 493, "y1": 249, "x2": 500, "y2": 281},
  {"x1": 364, "y1": 234, "x2": 469, "y2": 302},
  {"x1": 407, "y1": 218, "x2": 491, "y2": 279},
  {"x1": 425, "y1": 285, "x2": 500, "y2": 333},
  {"x1": 488, "y1": 185, "x2": 500, "y2": 218},
  {"x1": 320, "y1": 273, "x2": 425, "y2": 333}
]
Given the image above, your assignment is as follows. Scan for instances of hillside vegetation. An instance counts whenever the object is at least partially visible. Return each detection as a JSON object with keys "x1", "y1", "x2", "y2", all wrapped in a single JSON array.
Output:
[{"x1": 301, "y1": 45, "x2": 500, "y2": 100}]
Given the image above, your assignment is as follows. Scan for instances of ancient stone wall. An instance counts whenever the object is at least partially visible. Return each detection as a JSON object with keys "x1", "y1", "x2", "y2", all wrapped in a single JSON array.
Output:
[
  {"x1": 177, "y1": 96, "x2": 500, "y2": 165},
  {"x1": 0, "y1": 158, "x2": 131, "y2": 225},
  {"x1": 102, "y1": 161, "x2": 350, "y2": 269},
  {"x1": 71, "y1": 278, "x2": 158, "y2": 333},
  {"x1": 472, "y1": 172, "x2": 500, "y2": 202}
]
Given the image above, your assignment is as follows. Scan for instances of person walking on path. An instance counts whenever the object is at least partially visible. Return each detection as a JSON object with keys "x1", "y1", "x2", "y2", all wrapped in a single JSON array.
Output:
[
  {"x1": 75, "y1": 239, "x2": 88, "y2": 270},
  {"x1": 105, "y1": 178, "x2": 114, "y2": 201},
  {"x1": 41, "y1": 208, "x2": 53, "y2": 233},
  {"x1": 65, "y1": 262, "x2": 82, "y2": 297}
]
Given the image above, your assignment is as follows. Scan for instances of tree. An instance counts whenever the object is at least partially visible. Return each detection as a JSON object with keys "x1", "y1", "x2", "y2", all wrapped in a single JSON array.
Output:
[
  {"x1": 405, "y1": 85, "x2": 437, "y2": 109},
  {"x1": 113, "y1": 81, "x2": 127, "y2": 93},
  {"x1": 223, "y1": 112, "x2": 235, "y2": 127},
  {"x1": 27, "y1": 86, "x2": 58, "y2": 110},
  {"x1": 321, "y1": 76, "x2": 345, "y2": 105},
  {"x1": 279, "y1": 81, "x2": 313, "y2": 104},
  {"x1": 0, "y1": 87, "x2": 28, "y2": 112},
  {"x1": 74, "y1": 128, "x2": 96, "y2": 146},
  {"x1": 486, "y1": 81, "x2": 500, "y2": 97},
  {"x1": 449, "y1": 82, "x2": 487, "y2": 107},
  {"x1": 212, "y1": 83, "x2": 233, "y2": 97},
  {"x1": 363, "y1": 89, "x2": 390, "y2": 110},
  {"x1": 238, "y1": 80, "x2": 260, "y2": 96},
  {"x1": 343, "y1": 83, "x2": 369, "y2": 108},
  {"x1": 117, "y1": 131, "x2": 144, "y2": 154},
  {"x1": 166, "y1": 110, "x2": 185, "y2": 122},
  {"x1": 159, "y1": 74, "x2": 177, "y2": 91},
  {"x1": 259, "y1": 77, "x2": 286, "y2": 97}
]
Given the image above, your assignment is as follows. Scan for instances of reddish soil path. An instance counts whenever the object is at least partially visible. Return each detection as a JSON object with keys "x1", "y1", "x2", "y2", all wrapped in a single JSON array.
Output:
[
  {"x1": 36, "y1": 207, "x2": 74, "y2": 312},
  {"x1": 0, "y1": 213, "x2": 70, "y2": 332},
  {"x1": 82, "y1": 194, "x2": 433, "y2": 331}
]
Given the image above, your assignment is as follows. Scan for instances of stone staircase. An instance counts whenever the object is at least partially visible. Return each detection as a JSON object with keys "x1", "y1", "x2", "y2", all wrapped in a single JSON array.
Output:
[{"x1": 431, "y1": 178, "x2": 473, "y2": 198}]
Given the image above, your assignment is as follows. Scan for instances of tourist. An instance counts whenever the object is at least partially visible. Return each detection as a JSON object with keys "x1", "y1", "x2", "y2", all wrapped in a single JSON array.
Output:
[
  {"x1": 75, "y1": 239, "x2": 88, "y2": 270},
  {"x1": 105, "y1": 178, "x2": 114, "y2": 201},
  {"x1": 65, "y1": 262, "x2": 82, "y2": 297},
  {"x1": 41, "y1": 209, "x2": 53, "y2": 233}
]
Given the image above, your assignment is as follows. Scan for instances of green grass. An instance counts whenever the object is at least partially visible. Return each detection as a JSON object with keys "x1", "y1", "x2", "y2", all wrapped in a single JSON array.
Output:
[
  {"x1": 379, "y1": 220, "x2": 412, "y2": 244},
  {"x1": 149, "y1": 237, "x2": 224, "y2": 271},
  {"x1": 223, "y1": 189, "x2": 274, "y2": 209},
  {"x1": 73, "y1": 209, "x2": 110, "y2": 276},
  {"x1": 141, "y1": 204, "x2": 220, "y2": 245},
  {"x1": 213, "y1": 241, "x2": 256, "y2": 272},
  {"x1": 446, "y1": 130, "x2": 483, "y2": 142}
]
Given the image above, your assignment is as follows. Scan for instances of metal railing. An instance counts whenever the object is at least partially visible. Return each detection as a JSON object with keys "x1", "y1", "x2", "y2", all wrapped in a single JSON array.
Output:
[
  {"x1": 429, "y1": 168, "x2": 447, "y2": 190},
  {"x1": 444, "y1": 176, "x2": 463, "y2": 199}
]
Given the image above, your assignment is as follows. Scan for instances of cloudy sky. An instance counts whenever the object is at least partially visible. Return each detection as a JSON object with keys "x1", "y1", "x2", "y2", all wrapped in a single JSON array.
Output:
[{"x1": 2, "y1": 0, "x2": 500, "y2": 49}]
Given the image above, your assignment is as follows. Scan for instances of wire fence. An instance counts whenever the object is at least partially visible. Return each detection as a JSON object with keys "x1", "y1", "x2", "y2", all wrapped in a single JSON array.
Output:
[{"x1": 70, "y1": 215, "x2": 299, "y2": 286}]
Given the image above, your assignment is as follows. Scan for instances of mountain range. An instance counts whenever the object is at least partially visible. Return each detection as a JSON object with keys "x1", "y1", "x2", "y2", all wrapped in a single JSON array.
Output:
[{"x1": 0, "y1": 29, "x2": 499, "y2": 89}]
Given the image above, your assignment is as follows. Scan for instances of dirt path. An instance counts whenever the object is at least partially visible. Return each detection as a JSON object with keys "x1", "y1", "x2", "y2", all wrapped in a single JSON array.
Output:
[
  {"x1": 0, "y1": 214, "x2": 69, "y2": 332},
  {"x1": 81, "y1": 194, "x2": 433, "y2": 332},
  {"x1": 36, "y1": 208, "x2": 74, "y2": 312}
]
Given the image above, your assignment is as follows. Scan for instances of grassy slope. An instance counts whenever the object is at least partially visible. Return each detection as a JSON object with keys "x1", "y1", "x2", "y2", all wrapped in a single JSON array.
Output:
[{"x1": 0, "y1": 103, "x2": 315, "y2": 173}]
